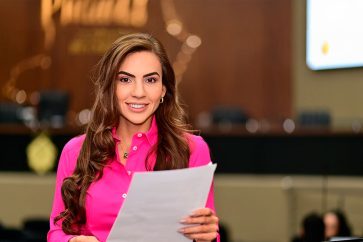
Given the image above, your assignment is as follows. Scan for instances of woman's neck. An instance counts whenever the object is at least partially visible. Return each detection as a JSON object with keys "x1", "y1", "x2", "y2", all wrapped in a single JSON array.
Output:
[{"x1": 116, "y1": 117, "x2": 153, "y2": 142}]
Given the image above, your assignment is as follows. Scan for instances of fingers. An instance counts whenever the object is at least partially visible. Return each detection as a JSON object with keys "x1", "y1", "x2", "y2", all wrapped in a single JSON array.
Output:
[
  {"x1": 180, "y1": 223, "x2": 219, "y2": 234},
  {"x1": 184, "y1": 230, "x2": 218, "y2": 242},
  {"x1": 181, "y1": 208, "x2": 219, "y2": 225},
  {"x1": 70, "y1": 236, "x2": 100, "y2": 242},
  {"x1": 181, "y1": 214, "x2": 219, "y2": 225},
  {"x1": 190, "y1": 208, "x2": 215, "y2": 217},
  {"x1": 179, "y1": 208, "x2": 219, "y2": 242}
]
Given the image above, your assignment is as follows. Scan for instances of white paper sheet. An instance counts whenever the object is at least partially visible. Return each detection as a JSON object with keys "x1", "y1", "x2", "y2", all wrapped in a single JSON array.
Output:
[{"x1": 106, "y1": 163, "x2": 217, "y2": 242}]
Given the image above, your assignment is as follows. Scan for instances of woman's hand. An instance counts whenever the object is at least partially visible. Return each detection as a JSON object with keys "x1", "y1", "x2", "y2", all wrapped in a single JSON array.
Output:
[
  {"x1": 69, "y1": 236, "x2": 100, "y2": 242},
  {"x1": 179, "y1": 208, "x2": 219, "y2": 242}
]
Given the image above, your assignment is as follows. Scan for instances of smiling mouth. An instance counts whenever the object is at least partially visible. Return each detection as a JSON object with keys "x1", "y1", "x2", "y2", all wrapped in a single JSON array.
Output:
[{"x1": 128, "y1": 103, "x2": 147, "y2": 109}]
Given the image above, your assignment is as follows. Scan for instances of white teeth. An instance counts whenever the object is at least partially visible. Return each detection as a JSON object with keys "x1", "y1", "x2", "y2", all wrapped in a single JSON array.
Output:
[{"x1": 130, "y1": 104, "x2": 145, "y2": 109}]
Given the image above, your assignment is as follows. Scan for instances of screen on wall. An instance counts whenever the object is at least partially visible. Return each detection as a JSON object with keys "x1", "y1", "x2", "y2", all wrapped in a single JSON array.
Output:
[{"x1": 306, "y1": 0, "x2": 363, "y2": 70}]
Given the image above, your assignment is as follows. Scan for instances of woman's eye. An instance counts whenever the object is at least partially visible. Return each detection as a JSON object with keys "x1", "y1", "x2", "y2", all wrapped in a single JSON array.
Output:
[
  {"x1": 119, "y1": 77, "x2": 130, "y2": 83},
  {"x1": 145, "y1": 77, "x2": 157, "y2": 83}
]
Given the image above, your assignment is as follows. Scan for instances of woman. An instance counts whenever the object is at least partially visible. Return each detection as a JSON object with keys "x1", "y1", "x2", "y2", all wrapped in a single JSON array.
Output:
[
  {"x1": 324, "y1": 209, "x2": 352, "y2": 240},
  {"x1": 48, "y1": 33, "x2": 219, "y2": 242}
]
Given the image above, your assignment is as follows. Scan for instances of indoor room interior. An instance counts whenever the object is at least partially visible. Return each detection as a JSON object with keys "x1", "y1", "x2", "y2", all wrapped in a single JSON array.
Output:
[{"x1": 1, "y1": 0, "x2": 363, "y2": 242}]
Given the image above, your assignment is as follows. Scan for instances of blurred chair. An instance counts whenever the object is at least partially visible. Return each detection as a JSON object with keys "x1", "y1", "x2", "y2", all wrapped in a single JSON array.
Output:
[
  {"x1": 38, "y1": 90, "x2": 70, "y2": 128},
  {"x1": 22, "y1": 218, "x2": 49, "y2": 242},
  {"x1": 0, "y1": 226, "x2": 26, "y2": 242},
  {"x1": 211, "y1": 106, "x2": 248, "y2": 125},
  {"x1": 219, "y1": 222, "x2": 231, "y2": 242},
  {"x1": 0, "y1": 102, "x2": 23, "y2": 124},
  {"x1": 297, "y1": 110, "x2": 331, "y2": 127}
]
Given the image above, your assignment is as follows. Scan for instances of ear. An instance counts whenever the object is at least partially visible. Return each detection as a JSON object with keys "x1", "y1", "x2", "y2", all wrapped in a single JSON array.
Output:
[{"x1": 162, "y1": 85, "x2": 167, "y2": 97}]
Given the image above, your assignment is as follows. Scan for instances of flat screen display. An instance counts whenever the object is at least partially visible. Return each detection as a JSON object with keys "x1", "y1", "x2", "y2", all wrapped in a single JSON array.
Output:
[{"x1": 306, "y1": 0, "x2": 363, "y2": 70}]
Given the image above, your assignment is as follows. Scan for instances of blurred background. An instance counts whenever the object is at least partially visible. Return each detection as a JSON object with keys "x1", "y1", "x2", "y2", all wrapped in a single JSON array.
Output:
[{"x1": 1, "y1": 0, "x2": 363, "y2": 241}]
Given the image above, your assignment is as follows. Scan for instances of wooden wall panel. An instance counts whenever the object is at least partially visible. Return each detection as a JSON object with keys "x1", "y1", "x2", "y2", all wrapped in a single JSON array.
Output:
[
  {"x1": 175, "y1": 0, "x2": 292, "y2": 120},
  {"x1": 0, "y1": 0, "x2": 292, "y2": 125}
]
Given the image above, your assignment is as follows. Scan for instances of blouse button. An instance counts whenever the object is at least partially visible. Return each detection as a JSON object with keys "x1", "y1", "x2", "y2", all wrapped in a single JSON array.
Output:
[
  {"x1": 137, "y1": 133, "x2": 142, "y2": 138},
  {"x1": 132, "y1": 146, "x2": 138, "y2": 151},
  {"x1": 127, "y1": 171, "x2": 132, "y2": 175},
  {"x1": 122, "y1": 193, "x2": 127, "y2": 199}
]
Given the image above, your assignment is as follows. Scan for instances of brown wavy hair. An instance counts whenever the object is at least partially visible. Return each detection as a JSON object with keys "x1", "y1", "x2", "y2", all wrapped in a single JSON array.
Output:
[{"x1": 54, "y1": 33, "x2": 192, "y2": 234}]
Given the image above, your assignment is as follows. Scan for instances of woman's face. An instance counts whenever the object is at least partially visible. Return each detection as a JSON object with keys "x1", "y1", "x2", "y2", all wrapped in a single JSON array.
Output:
[
  {"x1": 324, "y1": 212, "x2": 339, "y2": 239},
  {"x1": 115, "y1": 51, "x2": 166, "y2": 131}
]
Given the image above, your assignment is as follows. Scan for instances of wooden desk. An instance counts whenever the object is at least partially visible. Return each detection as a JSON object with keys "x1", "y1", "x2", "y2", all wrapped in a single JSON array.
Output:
[
  {"x1": 201, "y1": 125, "x2": 363, "y2": 175},
  {"x1": 0, "y1": 124, "x2": 82, "y2": 172},
  {"x1": 1, "y1": 124, "x2": 363, "y2": 175}
]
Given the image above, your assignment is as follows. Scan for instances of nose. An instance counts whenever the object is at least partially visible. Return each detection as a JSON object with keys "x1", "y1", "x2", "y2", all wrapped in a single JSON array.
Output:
[{"x1": 131, "y1": 79, "x2": 146, "y2": 98}]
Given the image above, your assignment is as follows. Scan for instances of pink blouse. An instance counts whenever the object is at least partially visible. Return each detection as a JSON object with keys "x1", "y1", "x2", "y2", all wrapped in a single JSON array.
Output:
[{"x1": 48, "y1": 118, "x2": 217, "y2": 242}]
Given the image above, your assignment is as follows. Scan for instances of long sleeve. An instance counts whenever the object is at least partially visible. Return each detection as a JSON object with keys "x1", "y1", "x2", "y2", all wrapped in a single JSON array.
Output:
[
  {"x1": 188, "y1": 135, "x2": 220, "y2": 242},
  {"x1": 47, "y1": 138, "x2": 81, "y2": 242}
]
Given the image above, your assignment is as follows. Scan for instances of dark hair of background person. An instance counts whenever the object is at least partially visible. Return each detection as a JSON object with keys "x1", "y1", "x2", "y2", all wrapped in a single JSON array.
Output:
[
  {"x1": 303, "y1": 213, "x2": 325, "y2": 242},
  {"x1": 54, "y1": 33, "x2": 192, "y2": 234},
  {"x1": 291, "y1": 212, "x2": 325, "y2": 242}
]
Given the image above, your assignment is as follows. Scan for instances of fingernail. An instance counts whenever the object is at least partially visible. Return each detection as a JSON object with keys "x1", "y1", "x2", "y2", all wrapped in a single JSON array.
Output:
[
  {"x1": 178, "y1": 228, "x2": 185, "y2": 233},
  {"x1": 179, "y1": 219, "x2": 187, "y2": 223}
]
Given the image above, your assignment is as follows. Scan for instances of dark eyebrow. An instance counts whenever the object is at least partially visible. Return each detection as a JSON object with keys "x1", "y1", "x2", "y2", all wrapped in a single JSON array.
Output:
[
  {"x1": 117, "y1": 71, "x2": 135, "y2": 77},
  {"x1": 116, "y1": 71, "x2": 160, "y2": 78},
  {"x1": 143, "y1": 72, "x2": 160, "y2": 78}
]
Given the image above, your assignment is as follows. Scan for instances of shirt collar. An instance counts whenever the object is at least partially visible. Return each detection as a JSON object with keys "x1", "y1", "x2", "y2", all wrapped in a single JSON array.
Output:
[
  {"x1": 145, "y1": 116, "x2": 158, "y2": 145},
  {"x1": 111, "y1": 127, "x2": 120, "y2": 141},
  {"x1": 111, "y1": 116, "x2": 158, "y2": 145}
]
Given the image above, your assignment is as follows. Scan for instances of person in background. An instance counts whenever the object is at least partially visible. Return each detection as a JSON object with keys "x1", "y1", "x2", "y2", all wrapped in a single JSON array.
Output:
[
  {"x1": 291, "y1": 212, "x2": 325, "y2": 242},
  {"x1": 324, "y1": 209, "x2": 352, "y2": 240},
  {"x1": 47, "y1": 33, "x2": 219, "y2": 242}
]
